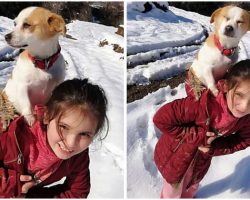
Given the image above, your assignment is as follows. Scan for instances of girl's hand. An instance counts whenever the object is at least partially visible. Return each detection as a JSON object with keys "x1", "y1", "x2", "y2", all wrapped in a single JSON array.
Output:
[
  {"x1": 206, "y1": 131, "x2": 217, "y2": 145},
  {"x1": 198, "y1": 132, "x2": 217, "y2": 153},
  {"x1": 20, "y1": 175, "x2": 36, "y2": 195},
  {"x1": 198, "y1": 146, "x2": 210, "y2": 153}
]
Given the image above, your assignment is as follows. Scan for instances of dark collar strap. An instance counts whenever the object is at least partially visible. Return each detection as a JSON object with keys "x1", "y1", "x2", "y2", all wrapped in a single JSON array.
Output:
[
  {"x1": 213, "y1": 35, "x2": 237, "y2": 57},
  {"x1": 28, "y1": 46, "x2": 61, "y2": 70}
]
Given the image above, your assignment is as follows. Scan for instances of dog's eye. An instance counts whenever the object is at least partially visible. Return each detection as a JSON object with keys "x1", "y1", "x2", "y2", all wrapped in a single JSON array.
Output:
[
  {"x1": 223, "y1": 16, "x2": 230, "y2": 21},
  {"x1": 237, "y1": 20, "x2": 244, "y2": 24},
  {"x1": 13, "y1": 21, "x2": 16, "y2": 27},
  {"x1": 23, "y1": 23, "x2": 31, "y2": 29}
]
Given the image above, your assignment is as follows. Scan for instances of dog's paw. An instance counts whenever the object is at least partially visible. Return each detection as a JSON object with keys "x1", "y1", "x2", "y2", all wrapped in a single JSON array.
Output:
[{"x1": 24, "y1": 114, "x2": 36, "y2": 126}]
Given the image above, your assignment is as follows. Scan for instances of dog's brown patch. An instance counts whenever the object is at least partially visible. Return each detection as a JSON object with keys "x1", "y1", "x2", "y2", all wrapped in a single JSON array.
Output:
[
  {"x1": 241, "y1": 9, "x2": 250, "y2": 31},
  {"x1": 206, "y1": 34, "x2": 216, "y2": 48},
  {"x1": 25, "y1": 7, "x2": 65, "y2": 40},
  {"x1": 0, "y1": 90, "x2": 17, "y2": 132},
  {"x1": 188, "y1": 68, "x2": 205, "y2": 100},
  {"x1": 211, "y1": 6, "x2": 232, "y2": 35},
  {"x1": 20, "y1": 50, "x2": 29, "y2": 60}
]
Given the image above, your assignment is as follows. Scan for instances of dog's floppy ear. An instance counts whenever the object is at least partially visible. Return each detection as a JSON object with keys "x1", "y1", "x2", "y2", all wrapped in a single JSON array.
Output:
[
  {"x1": 210, "y1": 8, "x2": 222, "y2": 23},
  {"x1": 48, "y1": 14, "x2": 66, "y2": 35}
]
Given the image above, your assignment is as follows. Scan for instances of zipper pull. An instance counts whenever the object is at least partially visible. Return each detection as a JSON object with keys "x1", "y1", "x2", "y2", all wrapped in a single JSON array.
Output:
[
  {"x1": 33, "y1": 174, "x2": 42, "y2": 185},
  {"x1": 17, "y1": 154, "x2": 22, "y2": 165},
  {"x1": 206, "y1": 117, "x2": 210, "y2": 125}
]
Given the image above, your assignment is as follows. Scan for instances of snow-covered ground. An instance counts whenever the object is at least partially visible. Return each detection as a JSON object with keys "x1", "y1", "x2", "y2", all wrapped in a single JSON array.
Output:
[
  {"x1": 127, "y1": 2, "x2": 250, "y2": 198},
  {"x1": 0, "y1": 16, "x2": 124, "y2": 198}
]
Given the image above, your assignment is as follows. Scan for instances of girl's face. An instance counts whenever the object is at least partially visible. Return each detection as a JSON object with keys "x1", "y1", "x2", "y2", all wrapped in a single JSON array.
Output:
[
  {"x1": 226, "y1": 80, "x2": 250, "y2": 118},
  {"x1": 46, "y1": 108, "x2": 98, "y2": 160}
]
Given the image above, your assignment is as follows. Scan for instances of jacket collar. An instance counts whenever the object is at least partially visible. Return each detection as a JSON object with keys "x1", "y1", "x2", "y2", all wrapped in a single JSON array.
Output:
[
  {"x1": 27, "y1": 46, "x2": 61, "y2": 71},
  {"x1": 214, "y1": 35, "x2": 237, "y2": 57}
]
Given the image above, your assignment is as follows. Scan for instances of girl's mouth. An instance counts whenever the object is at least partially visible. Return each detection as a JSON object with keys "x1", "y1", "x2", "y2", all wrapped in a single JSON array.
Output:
[
  {"x1": 58, "y1": 143, "x2": 73, "y2": 153},
  {"x1": 234, "y1": 109, "x2": 245, "y2": 117}
]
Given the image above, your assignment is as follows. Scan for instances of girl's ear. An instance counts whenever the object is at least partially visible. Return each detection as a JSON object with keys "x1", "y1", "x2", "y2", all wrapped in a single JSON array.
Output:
[{"x1": 223, "y1": 80, "x2": 229, "y2": 92}]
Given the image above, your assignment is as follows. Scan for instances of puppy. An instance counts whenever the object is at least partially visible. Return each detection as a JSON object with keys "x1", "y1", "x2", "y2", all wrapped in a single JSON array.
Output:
[
  {"x1": 4, "y1": 7, "x2": 66, "y2": 125},
  {"x1": 189, "y1": 5, "x2": 250, "y2": 99}
]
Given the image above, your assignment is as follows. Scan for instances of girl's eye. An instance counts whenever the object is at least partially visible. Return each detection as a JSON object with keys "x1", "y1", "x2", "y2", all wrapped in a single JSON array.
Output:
[
  {"x1": 59, "y1": 124, "x2": 68, "y2": 131},
  {"x1": 235, "y1": 92, "x2": 243, "y2": 98},
  {"x1": 80, "y1": 132, "x2": 92, "y2": 138},
  {"x1": 223, "y1": 16, "x2": 230, "y2": 21},
  {"x1": 14, "y1": 21, "x2": 16, "y2": 26},
  {"x1": 23, "y1": 23, "x2": 31, "y2": 29}
]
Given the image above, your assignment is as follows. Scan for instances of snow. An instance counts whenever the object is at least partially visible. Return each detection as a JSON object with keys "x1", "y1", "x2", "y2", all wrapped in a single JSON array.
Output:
[
  {"x1": 0, "y1": 17, "x2": 124, "y2": 198},
  {"x1": 127, "y1": 3, "x2": 207, "y2": 55},
  {"x1": 127, "y1": 3, "x2": 250, "y2": 198}
]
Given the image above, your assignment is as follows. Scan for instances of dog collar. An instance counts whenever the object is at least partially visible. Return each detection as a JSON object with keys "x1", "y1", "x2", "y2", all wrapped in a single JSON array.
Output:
[
  {"x1": 28, "y1": 46, "x2": 61, "y2": 70},
  {"x1": 214, "y1": 35, "x2": 237, "y2": 57}
]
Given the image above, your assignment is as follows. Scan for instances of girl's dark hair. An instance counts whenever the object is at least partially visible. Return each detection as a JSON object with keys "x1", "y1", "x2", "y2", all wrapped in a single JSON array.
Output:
[
  {"x1": 225, "y1": 59, "x2": 250, "y2": 90},
  {"x1": 46, "y1": 78, "x2": 109, "y2": 140}
]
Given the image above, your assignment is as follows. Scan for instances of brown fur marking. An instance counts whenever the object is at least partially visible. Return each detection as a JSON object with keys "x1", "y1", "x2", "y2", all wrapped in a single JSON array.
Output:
[{"x1": 26, "y1": 7, "x2": 65, "y2": 39}]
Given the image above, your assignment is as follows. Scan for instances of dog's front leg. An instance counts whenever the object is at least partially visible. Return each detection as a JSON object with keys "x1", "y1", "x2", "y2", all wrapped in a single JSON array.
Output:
[
  {"x1": 204, "y1": 68, "x2": 219, "y2": 96},
  {"x1": 15, "y1": 84, "x2": 36, "y2": 126}
]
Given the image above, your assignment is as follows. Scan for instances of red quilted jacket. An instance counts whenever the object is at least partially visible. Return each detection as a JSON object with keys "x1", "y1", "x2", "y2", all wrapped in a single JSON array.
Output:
[
  {"x1": 0, "y1": 116, "x2": 90, "y2": 198},
  {"x1": 153, "y1": 83, "x2": 250, "y2": 188}
]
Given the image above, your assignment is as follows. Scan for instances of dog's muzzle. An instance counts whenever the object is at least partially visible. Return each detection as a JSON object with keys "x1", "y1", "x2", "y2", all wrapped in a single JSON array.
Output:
[
  {"x1": 224, "y1": 25, "x2": 234, "y2": 37},
  {"x1": 4, "y1": 32, "x2": 28, "y2": 48},
  {"x1": 4, "y1": 33, "x2": 12, "y2": 43}
]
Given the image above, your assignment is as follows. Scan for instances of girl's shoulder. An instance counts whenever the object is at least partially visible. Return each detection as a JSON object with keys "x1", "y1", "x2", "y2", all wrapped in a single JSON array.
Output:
[
  {"x1": 5, "y1": 116, "x2": 38, "y2": 143},
  {"x1": 0, "y1": 116, "x2": 27, "y2": 152}
]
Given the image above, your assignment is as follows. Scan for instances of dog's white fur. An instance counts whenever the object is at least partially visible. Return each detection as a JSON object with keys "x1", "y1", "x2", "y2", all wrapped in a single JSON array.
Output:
[
  {"x1": 4, "y1": 7, "x2": 66, "y2": 125},
  {"x1": 190, "y1": 6, "x2": 250, "y2": 96}
]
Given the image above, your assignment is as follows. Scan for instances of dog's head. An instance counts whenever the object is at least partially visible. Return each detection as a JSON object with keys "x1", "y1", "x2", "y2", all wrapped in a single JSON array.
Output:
[
  {"x1": 5, "y1": 7, "x2": 66, "y2": 49},
  {"x1": 210, "y1": 5, "x2": 250, "y2": 42}
]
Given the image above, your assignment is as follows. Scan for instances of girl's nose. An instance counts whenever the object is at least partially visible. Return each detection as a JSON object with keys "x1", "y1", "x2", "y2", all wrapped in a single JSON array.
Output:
[
  {"x1": 65, "y1": 135, "x2": 77, "y2": 151},
  {"x1": 238, "y1": 100, "x2": 250, "y2": 113}
]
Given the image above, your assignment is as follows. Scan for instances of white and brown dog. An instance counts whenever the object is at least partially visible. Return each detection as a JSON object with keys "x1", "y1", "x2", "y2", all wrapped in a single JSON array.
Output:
[
  {"x1": 4, "y1": 7, "x2": 66, "y2": 125},
  {"x1": 189, "y1": 5, "x2": 250, "y2": 99}
]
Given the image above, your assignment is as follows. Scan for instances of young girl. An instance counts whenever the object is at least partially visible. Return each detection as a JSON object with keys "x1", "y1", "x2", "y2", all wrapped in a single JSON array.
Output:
[
  {"x1": 0, "y1": 78, "x2": 108, "y2": 198},
  {"x1": 153, "y1": 59, "x2": 250, "y2": 198}
]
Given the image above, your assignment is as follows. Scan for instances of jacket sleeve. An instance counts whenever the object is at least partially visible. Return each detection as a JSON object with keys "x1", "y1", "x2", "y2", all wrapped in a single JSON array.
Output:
[
  {"x1": 209, "y1": 124, "x2": 250, "y2": 156},
  {"x1": 153, "y1": 96, "x2": 207, "y2": 145},
  {"x1": 54, "y1": 152, "x2": 90, "y2": 198},
  {"x1": 26, "y1": 150, "x2": 90, "y2": 198},
  {"x1": 0, "y1": 168, "x2": 22, "y2": 198},
  {"x1": 0, "y1": 135, "x2": 22, "y2": 198}
]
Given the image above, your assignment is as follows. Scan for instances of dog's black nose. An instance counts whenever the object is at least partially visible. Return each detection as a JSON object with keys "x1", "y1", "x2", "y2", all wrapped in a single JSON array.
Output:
[
  {"x1": 5, "y1": 33, "x2": 12, "y2": 42},
  {"x1": 225, "y1": 25, "x2": 234, "y2": 33}
]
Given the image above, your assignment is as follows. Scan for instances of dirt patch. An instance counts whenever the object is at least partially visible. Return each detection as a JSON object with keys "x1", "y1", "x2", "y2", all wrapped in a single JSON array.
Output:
[
  {"x1": 99, "y1": 39, "x2": 123, "y2": 53},
  {"x1": 115, "y1": 25, "x2": 124, "y2": 37},
  {"x1": 127, "y1": 71, "x2": 187, "y2": 103}
]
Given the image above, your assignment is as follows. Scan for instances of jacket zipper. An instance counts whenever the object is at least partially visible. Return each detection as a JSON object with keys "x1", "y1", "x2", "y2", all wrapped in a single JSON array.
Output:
[
  {"x1": 172, "y1": 134, "x2": 186, "y2": 152},
  {"x1": 183, "y1": 97, "x2": 211, "y2": 188},
  {"x1": 4, "y1": 131, "x2": 23, "y2": 165},
  {"x1": 14, "y1": 131, "x2": 24, "y2": 165},
  {"x1": 185, "y1": 102, "x2": 211, "y2": 189},
  {"x1": 185, "y1": 150, "x2": 200, "y2": 189},
  {"x1": 10, "y1": 131, "x2": 23, "y2": 165},
  {"x1": 184, "y1": 102, "x2": 210, "y2": 189}
]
